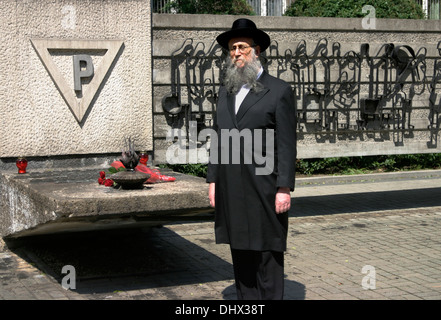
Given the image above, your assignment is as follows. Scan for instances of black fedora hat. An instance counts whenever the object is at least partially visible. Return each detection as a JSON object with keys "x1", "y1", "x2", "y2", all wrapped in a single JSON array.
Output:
[{"x1": 216, "y1": 18, "x2": 270, "y2": 52}]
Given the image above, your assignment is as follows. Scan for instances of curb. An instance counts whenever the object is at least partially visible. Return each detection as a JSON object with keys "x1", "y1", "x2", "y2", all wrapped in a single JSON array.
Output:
[{"x1": 295, "y1": 169, "x2": 441, "y2": 187}]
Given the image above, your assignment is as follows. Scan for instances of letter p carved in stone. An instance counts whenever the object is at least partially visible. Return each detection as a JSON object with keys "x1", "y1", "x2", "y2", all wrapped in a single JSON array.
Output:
[{"x1": 73, "y1": 54, "x2": 94, "y2": 93}]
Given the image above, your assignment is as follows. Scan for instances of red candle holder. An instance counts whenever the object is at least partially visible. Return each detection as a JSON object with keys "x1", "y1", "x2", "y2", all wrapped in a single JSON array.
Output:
[
  {"x1": 16, "y1": 157, "x2": 28, "y2": 174},
  {"x1": 139, "y1": 151, "x2": 148, "y2": 165}
]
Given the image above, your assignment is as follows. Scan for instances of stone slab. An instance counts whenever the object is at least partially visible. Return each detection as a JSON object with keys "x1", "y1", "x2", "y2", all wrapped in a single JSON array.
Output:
[{"x1": 0, "y1": 167, "x2": 211, "y2": 238}]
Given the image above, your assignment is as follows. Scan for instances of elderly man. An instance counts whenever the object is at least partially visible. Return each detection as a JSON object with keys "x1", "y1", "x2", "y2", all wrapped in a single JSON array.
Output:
[{"x1": 206, "y1": 18, "x2": 297, "y2": 300}]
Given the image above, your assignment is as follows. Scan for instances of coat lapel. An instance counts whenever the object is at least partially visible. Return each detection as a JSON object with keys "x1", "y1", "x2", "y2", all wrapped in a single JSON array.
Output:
[
  {"x1": 225, "y1": 71, "x2": 270, "y2": 127},
  {"x1": 235, "y1": 85, "x2": 269, "y2": 123}
]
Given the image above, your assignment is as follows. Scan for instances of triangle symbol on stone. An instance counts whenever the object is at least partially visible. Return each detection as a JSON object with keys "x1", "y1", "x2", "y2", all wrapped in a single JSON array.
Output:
[{"x1": 30, "y1": 39, "x2": 124, "y2": 124}]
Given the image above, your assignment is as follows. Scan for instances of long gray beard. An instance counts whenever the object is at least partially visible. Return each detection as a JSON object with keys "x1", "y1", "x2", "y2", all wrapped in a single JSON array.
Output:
[{"x1": 223, "y1": 55, "x2": 264, "y2": 95}]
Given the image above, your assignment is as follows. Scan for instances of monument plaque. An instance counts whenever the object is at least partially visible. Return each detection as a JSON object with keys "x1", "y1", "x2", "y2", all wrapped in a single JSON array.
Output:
[{"x1": 31, "y1": 39, "x2": 124, "y2": 124}]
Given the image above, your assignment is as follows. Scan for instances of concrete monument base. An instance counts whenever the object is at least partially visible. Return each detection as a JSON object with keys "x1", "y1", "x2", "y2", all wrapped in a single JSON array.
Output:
[{"x1": 0, "y1": 167, "x2": 212, "y2": 239}]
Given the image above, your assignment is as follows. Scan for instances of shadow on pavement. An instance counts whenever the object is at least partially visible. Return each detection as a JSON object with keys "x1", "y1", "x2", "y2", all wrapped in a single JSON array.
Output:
[
  {"x1": 291, "y1": 187, "x2": 441, "y2": 217},
  {"x1": 8, "y1": 224, "x2": 307, "y2": 300},
  {"x1": 8, "y1": 227, "x2": 233, "y2": 297}
]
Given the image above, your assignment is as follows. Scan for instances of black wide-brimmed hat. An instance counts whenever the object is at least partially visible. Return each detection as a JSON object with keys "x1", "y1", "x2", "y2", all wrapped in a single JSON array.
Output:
[{"x1": 216, "y1": 18, "x2": 270, "y2": 52}]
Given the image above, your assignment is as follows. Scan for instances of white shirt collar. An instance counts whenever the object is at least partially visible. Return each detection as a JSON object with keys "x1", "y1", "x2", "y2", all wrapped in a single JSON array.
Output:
[{"x1": 235, "y1": 67, "x2": 264, "y2": 114}]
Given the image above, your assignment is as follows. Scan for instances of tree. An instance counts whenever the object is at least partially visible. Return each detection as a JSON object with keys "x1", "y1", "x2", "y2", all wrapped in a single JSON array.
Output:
[
  {"x1": 284, "y1": 0, "x2": 425, "y2": 19},
  {"x1": 169, "y1": 0, "x2": 254, "y2": 15}
]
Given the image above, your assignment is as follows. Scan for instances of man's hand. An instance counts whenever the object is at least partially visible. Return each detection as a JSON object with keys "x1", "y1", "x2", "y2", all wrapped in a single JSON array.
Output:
[
  {"x1": 275, "y1": 187, "x2": 291, "y2": 214},
  {"x1": 209, "y1": 182, "x2": 215, "y2": 208}
]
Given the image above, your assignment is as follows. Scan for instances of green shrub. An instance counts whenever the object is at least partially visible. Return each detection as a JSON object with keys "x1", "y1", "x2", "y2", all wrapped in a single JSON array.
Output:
[
  {"x1": 284, "y1": 0, "x2": 425, "y2": 19},
  {"x1": 296, "y1": 154, "x2": 441, "y2": 176},
  {"x1": 160, "y1": 163, "x2": 208, "y2": 178},
  {"x1": 160, "y1": 154, "x2": 441, "y2": 177}
]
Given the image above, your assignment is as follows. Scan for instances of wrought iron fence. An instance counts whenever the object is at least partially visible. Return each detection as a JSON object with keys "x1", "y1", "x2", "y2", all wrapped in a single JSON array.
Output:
[
  {"x1": 152, "y1": 0, "x2": 295, "y2": 16},
  {"x1": 158, "y1": 38, "x2": 441, "y2": 148}
]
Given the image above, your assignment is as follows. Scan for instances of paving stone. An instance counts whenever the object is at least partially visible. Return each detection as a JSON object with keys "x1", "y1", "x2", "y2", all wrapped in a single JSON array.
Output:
[{"x1": 0, "y1": 170, "x2": 440, "y2": 300}]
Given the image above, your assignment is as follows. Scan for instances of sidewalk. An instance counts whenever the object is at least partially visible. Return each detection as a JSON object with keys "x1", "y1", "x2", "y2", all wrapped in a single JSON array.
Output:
[{"x1": 1, "y1": 170, "x2": 440, "y2": 300}]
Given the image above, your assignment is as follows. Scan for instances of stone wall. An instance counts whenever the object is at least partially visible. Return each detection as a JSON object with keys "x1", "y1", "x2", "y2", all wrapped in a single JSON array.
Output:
[
  {"x1": 152, "y1": 14, "x2": 441, "y2": 162},
  {"x1": 0, "y1": 0, "x2": 152, "y2": 161},
  {"x1": 2, "y1": 6, "x2": 441, "y2": 167}
]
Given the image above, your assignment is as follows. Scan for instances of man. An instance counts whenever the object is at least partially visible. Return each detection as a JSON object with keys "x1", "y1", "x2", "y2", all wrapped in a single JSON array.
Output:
[{"x1": 206, "y1": 18, "x2": 297, "y2": 300}]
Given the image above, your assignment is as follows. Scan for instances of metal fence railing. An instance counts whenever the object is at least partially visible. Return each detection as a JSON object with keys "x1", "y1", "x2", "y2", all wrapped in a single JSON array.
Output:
[
  {"x1": 152, "y1": 0, "x2": 295, "y2": 16},
  {"x1": 428, "y1": 0, "x2": 441, "y2": 19},
  {"x1": 153, "y1": 0, "x2": 172, "y2": 13},
  {"x1": 247, "y1": 0, "x2": 295, "y2": 16},
  {"x1": 153, "y1": 0, "x2": 440, "y2": 19},
  {"x1": 417, "y1": 0, "x2": 441, "y2": 19}
]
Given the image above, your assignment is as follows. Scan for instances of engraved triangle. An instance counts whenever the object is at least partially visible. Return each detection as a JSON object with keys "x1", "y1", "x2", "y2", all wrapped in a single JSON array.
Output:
[{"x1": 30, "y1": 39, "x2": 123, "y2": 124}]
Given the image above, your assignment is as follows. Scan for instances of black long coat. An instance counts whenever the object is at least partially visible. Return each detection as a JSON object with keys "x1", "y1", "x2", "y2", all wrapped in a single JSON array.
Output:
[{"x1": 207, "y1": 71, "x2": 297, "y2": 252}]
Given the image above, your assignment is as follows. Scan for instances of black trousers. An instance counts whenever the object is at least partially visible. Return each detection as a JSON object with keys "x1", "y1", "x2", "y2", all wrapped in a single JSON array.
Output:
[{"x1": 230, "y1": 248, "x2": 284, "y2": 300}]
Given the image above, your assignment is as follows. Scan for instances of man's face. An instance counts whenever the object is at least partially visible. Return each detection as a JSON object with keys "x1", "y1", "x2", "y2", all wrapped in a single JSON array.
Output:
[{"x1": 228, "y1": 37, "x2": 260, "y2": 69}]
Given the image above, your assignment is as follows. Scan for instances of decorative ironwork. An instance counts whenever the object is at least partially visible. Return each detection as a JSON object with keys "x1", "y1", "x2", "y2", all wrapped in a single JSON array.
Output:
[{"x1": 161, "y1": 38, "x2": 441, "y2": 146}]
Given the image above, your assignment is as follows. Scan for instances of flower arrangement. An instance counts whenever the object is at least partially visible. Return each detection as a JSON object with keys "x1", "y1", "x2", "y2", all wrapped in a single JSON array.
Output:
[
  {"x1": 98, "y1": 161, "x2": 176, "y2": 188},
  {"x1": 97, "y1": 138, "x2": 175, "y2": 188},
  {"x1": 98, "y1": 170, "x2": 116, "y2": 187}
]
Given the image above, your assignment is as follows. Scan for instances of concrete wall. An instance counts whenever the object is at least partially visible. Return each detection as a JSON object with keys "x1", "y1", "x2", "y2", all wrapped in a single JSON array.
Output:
[
  {"x1": 0, "y1": 0, "x2": 152, "y2": 160},
  {"x1": 152, "y1": 14, "x2": 441, "y2": 161},
  {"x1": 2, "y1": 5, "x2": 441, "y2": 166}
]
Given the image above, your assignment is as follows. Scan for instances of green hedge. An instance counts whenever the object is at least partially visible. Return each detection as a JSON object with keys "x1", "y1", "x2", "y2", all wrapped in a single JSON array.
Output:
[
  {"x1": 284, "y1": 0, "x2": 425, "y2": 19},
  {"x1": 296, "y1": 154, "x2": 441, "y2": 175},
  {"x1": 160, "y1": 163, "x2": 208, "y2": 177},
  {"x1": 161, "y1": 154, "x2": 441, "y2": 177}
]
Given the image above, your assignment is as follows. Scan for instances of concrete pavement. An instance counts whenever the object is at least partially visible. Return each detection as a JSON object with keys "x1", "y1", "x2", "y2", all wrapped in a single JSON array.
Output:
[{"x1": 1, "y1": 169, "x2": 440, "y2": 300}]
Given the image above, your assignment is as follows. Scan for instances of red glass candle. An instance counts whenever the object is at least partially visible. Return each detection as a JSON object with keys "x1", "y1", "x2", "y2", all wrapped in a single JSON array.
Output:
[
  {"x1": 16, "y1": 157, "x2": 28, "y2": 174},
  {"x1": 139, "y1": 151, "x2": 148, "y2": 165}
]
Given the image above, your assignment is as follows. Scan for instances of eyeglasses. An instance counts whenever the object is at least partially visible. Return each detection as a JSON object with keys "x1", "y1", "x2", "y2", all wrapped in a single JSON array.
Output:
[{"x1": 229, "y1": 44, "x2": 256, "y2": 54}]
